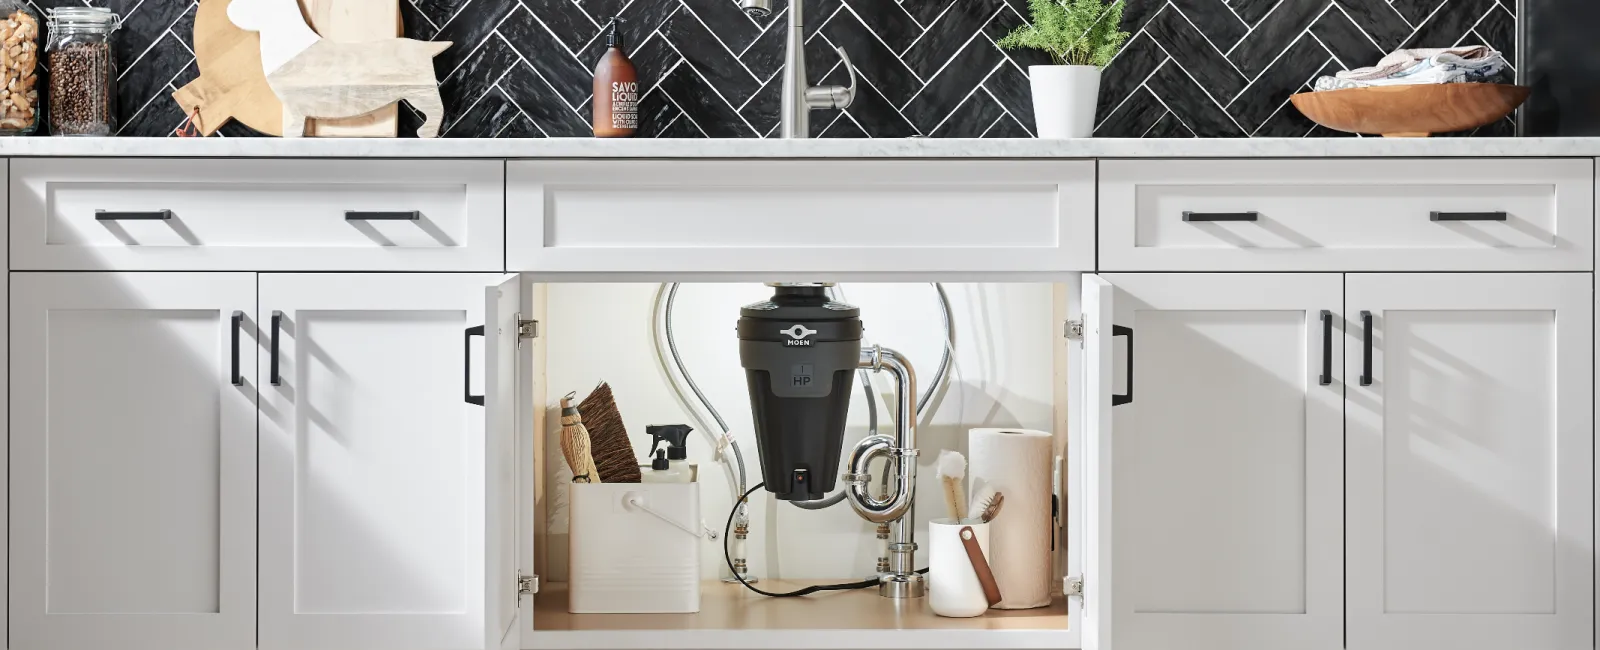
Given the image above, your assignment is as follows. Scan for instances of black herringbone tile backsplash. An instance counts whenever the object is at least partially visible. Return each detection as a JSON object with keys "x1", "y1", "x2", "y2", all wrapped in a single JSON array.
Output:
[{"x1": 30, "y1": 0, "x2": 1517, "y2": 137}]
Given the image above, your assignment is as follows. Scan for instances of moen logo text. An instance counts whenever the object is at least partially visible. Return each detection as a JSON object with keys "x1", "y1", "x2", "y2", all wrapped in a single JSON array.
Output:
[{"x1": 781, "y1": 324, "x2": 816, "y2": 347}]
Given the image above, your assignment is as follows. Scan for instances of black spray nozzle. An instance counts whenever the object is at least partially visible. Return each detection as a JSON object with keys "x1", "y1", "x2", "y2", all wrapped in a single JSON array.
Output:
[{"x1": 647, "y1": 424, "x2": 693, "y2": 460}]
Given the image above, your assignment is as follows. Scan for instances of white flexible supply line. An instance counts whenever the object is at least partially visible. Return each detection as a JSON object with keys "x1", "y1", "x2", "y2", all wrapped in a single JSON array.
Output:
[{"x1": 648, "y1": 285, "x2": 746, "y2": 507}]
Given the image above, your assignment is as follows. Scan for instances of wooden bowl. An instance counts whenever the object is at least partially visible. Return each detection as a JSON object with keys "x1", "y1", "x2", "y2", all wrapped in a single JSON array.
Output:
[{"x1": 1289, "y1": 84, "x2": 1529, "y2": 137}]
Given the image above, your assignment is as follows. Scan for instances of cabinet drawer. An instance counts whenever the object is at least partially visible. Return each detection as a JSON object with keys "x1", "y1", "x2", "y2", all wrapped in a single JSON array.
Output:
[
  {"x1": 1099, "y1": 159, "x2": 1594, "y2": 271},
  {"x1": 10, "y1": 159, "x2": 504, "y2": 271},
  {"x1": 507, "y1": 160, "x2": 1096, "y2": 274}
]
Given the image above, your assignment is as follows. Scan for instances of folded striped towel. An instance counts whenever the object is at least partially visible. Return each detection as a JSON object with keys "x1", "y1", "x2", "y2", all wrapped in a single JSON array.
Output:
[{"x1": 1313, "y1": 46, "x2": 1510, "y2": 91}]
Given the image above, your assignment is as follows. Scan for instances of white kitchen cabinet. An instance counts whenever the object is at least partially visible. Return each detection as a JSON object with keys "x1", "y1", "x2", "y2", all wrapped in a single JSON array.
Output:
[
  {"x1": 257, "y1": 273, "x2": 522, "y2": 650},
  {"x1": 1086, "y1": 274, "x2": 1344, "y2": 650},
  {"x1": 9, "y1": 272, "x2": 257, "y2": 650},
  {"x1": 1345, "y1": 273, "x2": 1594, "y2": 650}
]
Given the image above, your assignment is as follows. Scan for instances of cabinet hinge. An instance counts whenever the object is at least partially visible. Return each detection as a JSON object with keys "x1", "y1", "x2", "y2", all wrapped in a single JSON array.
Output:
[
  {"x1": 515, "y1": 313, "x2": 539, "y2": 348},
  {"x1": 1065, "y1": 575, "x2": 1084, "y2": 600},
  {"x1": 1064, "y1": 319, "x2": 1085, "y2": 342},
  {"x1": 518, "y1": 574, "x2": 539, "y2": 596}
]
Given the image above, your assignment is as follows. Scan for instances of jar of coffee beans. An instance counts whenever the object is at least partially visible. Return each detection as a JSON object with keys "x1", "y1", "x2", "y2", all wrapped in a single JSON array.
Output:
[
  {"x1": 44, "y1": 6, "x2": 119, "y2": 136},
  {"x1": 0, "y1": 1, "x2": 39, "y2": 135}
]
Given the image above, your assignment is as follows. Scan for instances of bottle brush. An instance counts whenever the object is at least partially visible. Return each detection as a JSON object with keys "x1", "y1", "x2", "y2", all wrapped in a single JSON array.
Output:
[{"x1": 937, "y1": 450, "x2": 967, "y2": 522}]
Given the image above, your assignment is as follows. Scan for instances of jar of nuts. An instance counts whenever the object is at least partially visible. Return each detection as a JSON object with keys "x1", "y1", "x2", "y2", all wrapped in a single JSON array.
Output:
[
  {"x1": 0, "y1": 1, "x2": 39, "y2": 135},
  {"x1": 44, "y1": 6, "x2": 119, "y2": 136}
]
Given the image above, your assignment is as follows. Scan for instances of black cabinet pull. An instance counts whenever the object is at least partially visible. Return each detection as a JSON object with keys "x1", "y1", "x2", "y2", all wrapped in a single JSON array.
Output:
[
  {"x1": 1112, "y1": 324, "x2": 1134, "y2": 406},
  {"x1": 231, "y1": 311, "x2": 244, "y2": 387},
  {"x1": 1430, "y1": 211, "x2": 1507, "y2": 222},
  {"x1": 1319, "y1": 310, "x2": 1332, "y2": 386},
  {"x1": 95, "y1": 209, "x2": 172, "y2": 221},
  {"x1": 465, "y1": 325, "x2": 485, "y2": 406},
  {"x1": 1359, "y1": 310, "x2": 1373, "y2": 387},
  {"x1": 345, "y1": 211, "x2": 420, "y2": 221},
  {"x1": 270, "y1": 311, "x2": 283, "y2": 387},
  {"x1": 1183, "y1": 211, "x2": 1258, "y2": 222}
]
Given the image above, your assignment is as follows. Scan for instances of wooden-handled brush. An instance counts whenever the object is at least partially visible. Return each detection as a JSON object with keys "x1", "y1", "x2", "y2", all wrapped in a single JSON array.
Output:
[
  {"x1": 937, "y1": 450, "x2": 967, "y2": 522},
  {"x1": 559, "y1": 392, "x2": 600, "y2": 483}
]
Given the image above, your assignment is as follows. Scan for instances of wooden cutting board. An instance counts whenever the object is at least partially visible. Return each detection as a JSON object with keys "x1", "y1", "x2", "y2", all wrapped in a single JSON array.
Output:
[
  {"x1": 172, "y1": 0, "x2": 281, "y2": 135},
  {"x1": 171, "y1": 0, "x2": 401, "y2": 136}
]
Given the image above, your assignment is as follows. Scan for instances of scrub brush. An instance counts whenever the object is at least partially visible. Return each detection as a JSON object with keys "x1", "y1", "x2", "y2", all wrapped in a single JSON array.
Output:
[
  {"x1": 967, "y1": 483, "x2": 998, "y2": 523},
  {"x1": 578, "y1": 382, "x2": 641, "y2": 483},
  {"x1": 937, "y1": 450, "x2": 967, "y2": 522}
]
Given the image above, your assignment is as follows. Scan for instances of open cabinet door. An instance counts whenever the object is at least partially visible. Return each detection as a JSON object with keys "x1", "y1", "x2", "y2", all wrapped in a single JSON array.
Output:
[
  {"x1": 516, "y1": 282, "x2": 548, "y2": 648},
  {"x1": 1080, "y1": 275, "x2": 1117, "y2": 650},
  {"x1": 486, "y1": 275, "x2": 523, "y2": 650}
]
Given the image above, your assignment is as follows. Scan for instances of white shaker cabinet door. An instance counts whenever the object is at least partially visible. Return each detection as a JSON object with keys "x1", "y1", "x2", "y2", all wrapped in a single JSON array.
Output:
[
  {"x1": 9, "y1": 272, "x2": 258, "y2": 650},
  {"x1": 1346, "y1": 273, "x2": 1594, "y2": 650},
  {"x1": 1094, "y1": 273, "x2": 1345, "y2": 650},
  {"x1": 258, "y1": 273, "x2": 515, "y2": 650}
]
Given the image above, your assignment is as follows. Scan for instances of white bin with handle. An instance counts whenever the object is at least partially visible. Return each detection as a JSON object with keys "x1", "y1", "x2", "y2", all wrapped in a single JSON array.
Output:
[{"x1": 568, "y1": 480, "x2": 702, "y2": 614}]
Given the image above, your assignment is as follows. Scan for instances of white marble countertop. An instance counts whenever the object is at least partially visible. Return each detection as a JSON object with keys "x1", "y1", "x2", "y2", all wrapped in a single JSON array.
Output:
[{"x1": 4, "y1": 136, "x2": 1600, "y2": 158}]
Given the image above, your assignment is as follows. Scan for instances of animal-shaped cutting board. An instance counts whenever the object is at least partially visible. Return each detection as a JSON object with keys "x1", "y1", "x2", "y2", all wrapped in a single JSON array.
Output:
[
  {"x1": 229, "y1": 0, "x2": 449, "y2": 137},
  {"x1": 172, "y1": 0, "x2": 406, "y2": 136}
]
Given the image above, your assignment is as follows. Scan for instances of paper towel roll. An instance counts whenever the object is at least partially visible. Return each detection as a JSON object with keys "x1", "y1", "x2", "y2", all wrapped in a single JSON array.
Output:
[{"x1": 968, "y1": 428, "x2": 1054, "y2": 609}]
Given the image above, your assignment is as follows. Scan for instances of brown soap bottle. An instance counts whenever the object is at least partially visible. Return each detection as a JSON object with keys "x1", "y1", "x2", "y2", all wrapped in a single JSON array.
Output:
[{"x1": 592, "y1": 17, "x2": 638, "y2": 138}]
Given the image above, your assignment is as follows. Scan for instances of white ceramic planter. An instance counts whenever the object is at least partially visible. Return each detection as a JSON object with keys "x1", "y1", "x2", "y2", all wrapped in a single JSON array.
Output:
[{"x1": 1029, "y1": 65, "x2": 1102, "y2": 138}]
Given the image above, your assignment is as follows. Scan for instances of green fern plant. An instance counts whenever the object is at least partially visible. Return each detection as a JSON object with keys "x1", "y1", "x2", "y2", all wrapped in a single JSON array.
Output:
[{"x1": 997, "y1": 0, "x2": 1131, "y2": 67}]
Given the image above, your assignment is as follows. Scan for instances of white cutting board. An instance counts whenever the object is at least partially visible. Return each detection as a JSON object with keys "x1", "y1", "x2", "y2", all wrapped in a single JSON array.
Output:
[{"x1": 300, "y1": 0, "x2": 402, "y2": 137}]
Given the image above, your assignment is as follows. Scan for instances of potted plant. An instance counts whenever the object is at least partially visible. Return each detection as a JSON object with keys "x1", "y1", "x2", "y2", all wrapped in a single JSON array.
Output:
[{"x1": 998, "y1": 0, "x2": 1130, "y2": 138}]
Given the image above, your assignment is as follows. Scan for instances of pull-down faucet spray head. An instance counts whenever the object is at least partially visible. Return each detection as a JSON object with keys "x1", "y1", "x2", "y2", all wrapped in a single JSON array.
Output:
[{"x1": 739, "y1": 0, "x2": 773, "y2": 18}]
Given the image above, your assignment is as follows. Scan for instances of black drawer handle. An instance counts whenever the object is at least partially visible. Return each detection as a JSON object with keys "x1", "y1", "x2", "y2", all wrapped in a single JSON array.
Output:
[
  {"x1": 1359, "y1": 310, "x2": 1373, "y2": 387},
  {"x1": 465, "y1": 325, "x2": 485, "y2": 406},
  {"x1": 270, "y1": 311, "x2": 283, "y2": 387},
  {"x1": 345, "y1": 211, "x2": 420, "y2": 221},
  {"x1": 1430, "y1": 211, "x2": 1507, "y2": 222},
  {"x1": 96, "y1": 209, "x2": 172, "y2": 220},
  {"x1": 231, "y1": 311, "x2": 244, "y2": 387},
  {"x1": 1183, "y1": 211, "x2": 1258, "y2": 222},
  {"x1": 1112, "y1": 324, "x2": 1133, "y2": 406},
  {"x1": 1319, "y1": 310, "x2": 1332, "y2": 386}
]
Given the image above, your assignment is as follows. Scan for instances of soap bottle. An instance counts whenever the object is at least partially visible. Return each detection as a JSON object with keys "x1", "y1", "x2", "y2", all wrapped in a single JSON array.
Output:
[
  {"x1": 592, "y1": 17, "x2": 638, "y2": 138},
  {"x1": 665, "y1": 439, "x2": 691, "y2": 479},
  {"x1": 642, "y1": 450, "x2": 678, "y2": 483}
]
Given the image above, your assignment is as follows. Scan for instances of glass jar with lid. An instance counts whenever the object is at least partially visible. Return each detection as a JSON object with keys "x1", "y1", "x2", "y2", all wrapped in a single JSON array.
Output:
[
  {"x1": 0, "y1": 0, "x2": 40, "y2": 135},
  {"x1": 45, "y1": 6, "x2": 120, "y2": 136}
]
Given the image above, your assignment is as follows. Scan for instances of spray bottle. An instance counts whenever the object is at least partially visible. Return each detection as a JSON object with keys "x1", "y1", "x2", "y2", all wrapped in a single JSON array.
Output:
[{"x1": 646, "y1": 424, "x2": 694, "y2": 483}]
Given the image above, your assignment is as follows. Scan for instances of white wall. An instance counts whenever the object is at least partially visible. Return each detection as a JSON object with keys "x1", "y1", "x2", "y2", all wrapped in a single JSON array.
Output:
[{"x1": 543, "y1": 283, "x2": 1056, "y2": 581}]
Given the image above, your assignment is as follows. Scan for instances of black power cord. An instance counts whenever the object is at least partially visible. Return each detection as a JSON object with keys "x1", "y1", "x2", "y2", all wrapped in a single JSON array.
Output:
[{"x1": 724, "y1": 482, "x2": 880, "y2": 597}]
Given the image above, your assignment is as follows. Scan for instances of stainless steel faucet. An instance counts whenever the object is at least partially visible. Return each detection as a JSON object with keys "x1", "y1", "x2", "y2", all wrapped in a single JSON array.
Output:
[{"x1": 739, "y1": 0, "x2": 857, "y2": 138}]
